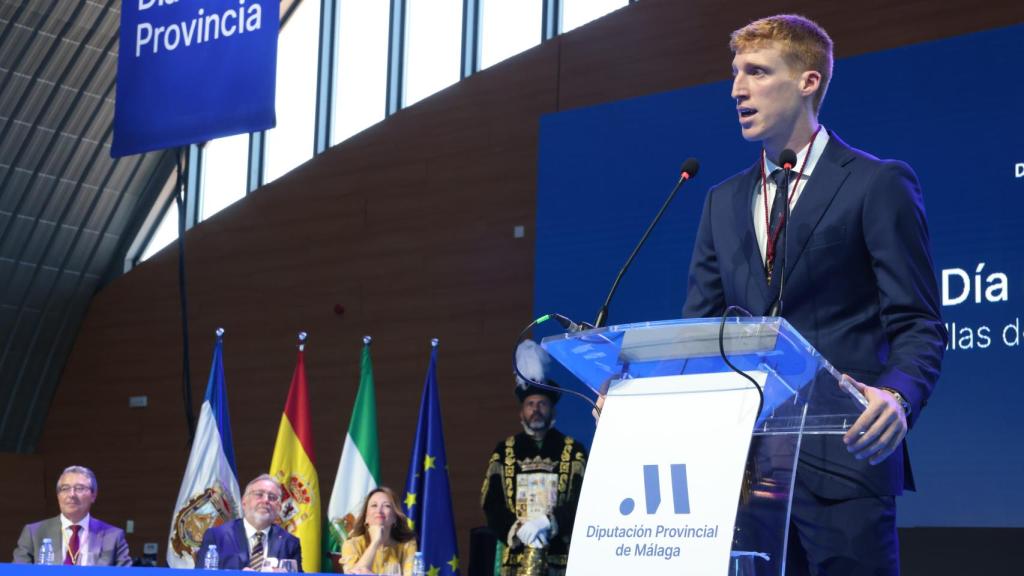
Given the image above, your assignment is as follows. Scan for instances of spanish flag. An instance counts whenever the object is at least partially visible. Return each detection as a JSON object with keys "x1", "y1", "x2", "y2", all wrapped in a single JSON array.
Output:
[{"x1": 270, "y1": 335, "x2": 321, "y2": 573}]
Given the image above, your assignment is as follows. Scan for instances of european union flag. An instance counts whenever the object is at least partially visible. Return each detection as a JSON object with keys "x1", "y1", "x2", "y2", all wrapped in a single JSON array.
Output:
[{"x1": 403, "y1": 341, "x2": 461, "y2": 576}]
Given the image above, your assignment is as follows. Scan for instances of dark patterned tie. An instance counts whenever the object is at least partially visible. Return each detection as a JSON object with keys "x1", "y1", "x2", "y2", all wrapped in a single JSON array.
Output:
[
  {"x1": 248, "y1": 532, "x2": 265, "y2": 570},
  {"x1": 64, "y1": 525, "x2": 80, "y2": 565},
  {"x1": 766, "y1": 168, "x2": 791, "y2": 282}
]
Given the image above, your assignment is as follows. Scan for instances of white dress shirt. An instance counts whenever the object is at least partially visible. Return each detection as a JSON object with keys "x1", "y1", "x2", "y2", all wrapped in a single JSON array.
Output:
[
  {"x1": 242, "y1": 519, "x2": 271, "y2": 557},
  {"x1": 752, "y1": 127, "x2": 831, "y2": 263},
  {"x1": 59, "y1": 513, "x2": 90, "y2": 565}
]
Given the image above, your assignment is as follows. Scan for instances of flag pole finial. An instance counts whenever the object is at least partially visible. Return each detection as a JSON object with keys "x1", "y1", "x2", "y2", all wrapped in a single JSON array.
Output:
[
  {"x1": 363, "y1": 335, "x2": 372, "y2": 345},
  {"x1": 431, "y1": 338, "x2": 439, "y2": 348},
  {"x1": 298, "y1": 331, "x2": 308, "y2": 351},
  {"x1": 215, "y1": 327, "x2": 225, "y2": 340}
]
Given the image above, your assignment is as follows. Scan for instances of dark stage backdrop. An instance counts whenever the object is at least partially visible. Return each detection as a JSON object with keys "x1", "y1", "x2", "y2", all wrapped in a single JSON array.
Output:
[{"x1": 536, "y1": 23, "x2": 1024, "y2": 528}]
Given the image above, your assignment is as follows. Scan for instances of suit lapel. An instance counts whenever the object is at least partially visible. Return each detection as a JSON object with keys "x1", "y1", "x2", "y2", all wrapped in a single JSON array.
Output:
[
  {"x1": 86, "y1": 517, "x2": 103, "y2": 564},
  {"x1": 44, "y1": 517, "x2": 63, "y2": 557},
  {"x1": 266, "y1": 525, "x2": 280, "y2": 559},
  {"x1": 731, "y1": 161, "x2": 773, "y2": 307},
  {"x1": 770, "y1": 133, "x2": 854, "y2": 294},
  {"x1": 232, "y1": 519, "x2": 250, "y2": 564}
]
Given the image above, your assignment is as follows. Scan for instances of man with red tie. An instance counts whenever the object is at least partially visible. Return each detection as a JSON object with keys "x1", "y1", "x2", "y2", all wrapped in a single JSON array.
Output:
[
  {"x1": 683, "y1": 14, "x2": 945, "y2": 575},
  {"x1": 13, "y1": 465, "x2": 132, "y2": 565}
]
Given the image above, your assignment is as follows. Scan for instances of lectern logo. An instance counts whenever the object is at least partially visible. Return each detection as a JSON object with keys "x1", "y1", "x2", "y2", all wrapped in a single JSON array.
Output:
[{"x1": 619, "y1": 464, "x2": 690, "y2": 516}]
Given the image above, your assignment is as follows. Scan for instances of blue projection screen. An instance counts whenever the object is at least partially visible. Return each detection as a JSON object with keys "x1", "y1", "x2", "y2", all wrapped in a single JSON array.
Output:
[{"x1": 535, "y1": 24, "x2": 1024, "y2": 528}]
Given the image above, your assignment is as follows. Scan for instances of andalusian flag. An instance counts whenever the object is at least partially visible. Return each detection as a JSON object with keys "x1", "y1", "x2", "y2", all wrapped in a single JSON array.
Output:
[
  {"x1": 326, "y1": 337, "x2": 381, "y2": 567},
  {"x1": 166, "y1": 329, "x2": 241, "y2": 567},
  {"x1": 270, "y1": 334, "x2": 321, "y2": 573},
  {"x1": 402, "y1": 340, "x2": 461, "y2": 575}
]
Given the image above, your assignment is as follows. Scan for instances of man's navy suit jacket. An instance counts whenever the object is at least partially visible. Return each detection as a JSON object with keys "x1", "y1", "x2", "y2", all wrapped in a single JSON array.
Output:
[
  {"x1": 196, "y1": 519, "x2": 302, "y2": 571},
  {"x1": 683, "y1": 131, "x2": 946, "y2": 498}
]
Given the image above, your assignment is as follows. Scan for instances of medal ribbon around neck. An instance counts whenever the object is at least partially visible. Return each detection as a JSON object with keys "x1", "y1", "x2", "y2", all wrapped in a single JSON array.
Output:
[
  {"x1": 760, "y1": 125, "x2": 821, "y2": 275},
  {"x1": 63, "y1": 525, "x2": 82, "y2": 566}
]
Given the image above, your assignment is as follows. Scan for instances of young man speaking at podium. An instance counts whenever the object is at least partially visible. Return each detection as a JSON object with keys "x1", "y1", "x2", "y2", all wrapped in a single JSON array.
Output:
[{"x1": 682, "y1": 14, "x2": 946, "y2": 576}]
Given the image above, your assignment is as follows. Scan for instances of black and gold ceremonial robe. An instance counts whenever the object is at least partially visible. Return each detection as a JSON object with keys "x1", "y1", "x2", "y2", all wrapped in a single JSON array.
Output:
[{"x1": 481, "y1": 429, "x2": 587, "y2": 576}]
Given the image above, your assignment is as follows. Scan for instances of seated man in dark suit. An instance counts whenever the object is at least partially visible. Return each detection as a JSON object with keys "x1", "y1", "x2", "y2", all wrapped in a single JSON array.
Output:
[
  {"x1": 13, "y1": 465, "x2": 131, "y2": 565},
  {"x1": 196, "y1": 473, "x2": 302, "y2": 571}
]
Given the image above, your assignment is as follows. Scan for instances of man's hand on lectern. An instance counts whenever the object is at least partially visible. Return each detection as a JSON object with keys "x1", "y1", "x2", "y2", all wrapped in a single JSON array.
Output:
[{"x1": 841, "y1": 375, "x2": 908, "y2": 466}]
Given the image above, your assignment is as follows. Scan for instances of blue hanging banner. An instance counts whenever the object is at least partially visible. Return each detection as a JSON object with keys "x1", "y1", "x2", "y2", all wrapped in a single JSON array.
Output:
[{"x1": 112, "y1": 0, "x2": 279, "y2": 157}]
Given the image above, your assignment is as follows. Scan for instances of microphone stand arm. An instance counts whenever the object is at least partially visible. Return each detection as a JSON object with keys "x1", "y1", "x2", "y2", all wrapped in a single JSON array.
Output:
[{"x1": 595, "y1": 173, "x2": 690, "y2": 328}]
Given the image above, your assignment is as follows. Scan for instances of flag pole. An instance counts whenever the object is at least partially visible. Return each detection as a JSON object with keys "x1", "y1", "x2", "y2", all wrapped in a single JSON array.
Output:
[
  {"x1": 167, "y1": 326, "x2": 241, "y2": 567},
  {"x1": 326, "y1": 333, "x2": 381, "y2": 570},
  {"x1": 402, "y1": 335, "x2": 460, "y2": 574},
  {"x1": 272, "y1": 330, "x2": 321, "y2": 573}
]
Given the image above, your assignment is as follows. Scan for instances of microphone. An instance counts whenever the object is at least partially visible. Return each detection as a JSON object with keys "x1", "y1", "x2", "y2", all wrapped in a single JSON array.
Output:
[
  {"x1": 779, "y1": 149, "x2": 797, "y2": 171},
  {"x1": 594, "y1": 158, "x2": 700, "y2": 328},
  {"x1": 768, "y1": 149, "x2": 797, "y2": 317},
  {"x1": 550, "y1": 313, "x2": 593, "y2": 333}
]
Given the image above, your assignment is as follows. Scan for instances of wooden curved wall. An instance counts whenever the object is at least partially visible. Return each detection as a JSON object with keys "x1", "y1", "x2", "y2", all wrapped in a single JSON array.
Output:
[{"x1": 6, "y1": 0, "x2": 1021, "y2": 565}]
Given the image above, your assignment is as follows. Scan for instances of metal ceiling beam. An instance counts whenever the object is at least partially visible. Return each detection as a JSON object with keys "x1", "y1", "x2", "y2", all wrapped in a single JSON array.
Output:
[{"x1": 12, "y1": 151, "x2": 147, "y2": 452}]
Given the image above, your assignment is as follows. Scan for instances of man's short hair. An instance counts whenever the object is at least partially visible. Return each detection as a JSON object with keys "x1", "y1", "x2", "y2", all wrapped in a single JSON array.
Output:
[
  {"x1": 57, "y1": 465, "x2": 97, "y2": 493},
  {"x1": 244, "y1": 473, "x2": 281, "y2": 496},
  {"x1": 730, "y1": 14, "x2": 834, "y2": 113}
]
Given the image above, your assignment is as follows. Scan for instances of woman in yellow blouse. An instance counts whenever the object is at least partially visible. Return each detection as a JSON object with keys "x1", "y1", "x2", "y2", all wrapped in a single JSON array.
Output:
[{"x1": 340, "y1": 487, "x2": 417, "y2": 575}]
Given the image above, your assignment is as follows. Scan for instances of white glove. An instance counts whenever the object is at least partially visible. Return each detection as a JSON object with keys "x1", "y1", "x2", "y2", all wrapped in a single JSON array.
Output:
[{"x1": 516, "y1": 516, "x2": 551, "y2": 548}]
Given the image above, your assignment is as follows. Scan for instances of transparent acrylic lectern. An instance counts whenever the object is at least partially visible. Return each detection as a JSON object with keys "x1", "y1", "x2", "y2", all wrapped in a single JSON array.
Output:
[{"x1": 542, "y1": 317, "x2": 868, "y2": 576}]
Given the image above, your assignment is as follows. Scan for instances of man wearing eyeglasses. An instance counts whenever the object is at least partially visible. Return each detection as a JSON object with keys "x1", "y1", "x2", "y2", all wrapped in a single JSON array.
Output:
[
  {"x1": 195, "y1": 474, "x2": 302, "y2": 571},
  {"x1": 13, "y1": 465, "x2": 132, "y2": 565}
]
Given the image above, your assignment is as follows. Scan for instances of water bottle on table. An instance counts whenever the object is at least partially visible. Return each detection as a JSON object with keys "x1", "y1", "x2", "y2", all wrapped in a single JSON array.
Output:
[
  {"x1": 204, "y1": 544, "x2": 220, "y2": 570},
  {"x1": 412, "y1": 551, "x2": 425, "y2": 576},
  {"x1": 37, "y1": 537, "x2": 55, "y2": 565}
]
